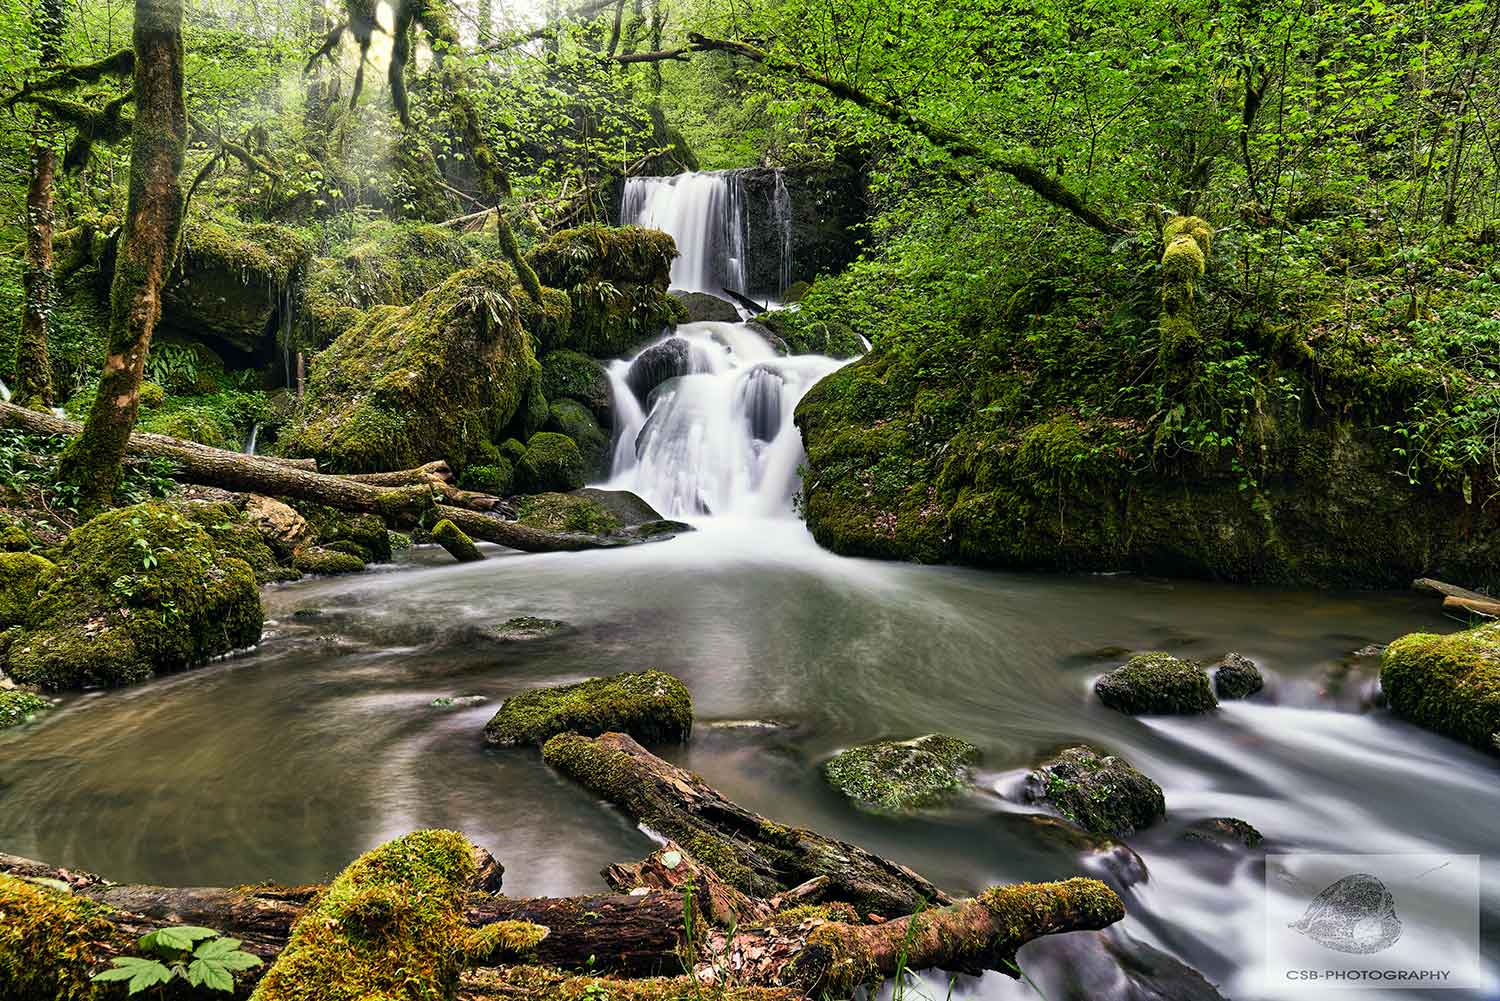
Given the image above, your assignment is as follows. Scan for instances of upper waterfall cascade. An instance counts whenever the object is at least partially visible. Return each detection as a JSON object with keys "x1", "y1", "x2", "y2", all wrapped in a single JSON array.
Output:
[{"x1": 607, "y1": 171, "x2": 847, "y2": 518}]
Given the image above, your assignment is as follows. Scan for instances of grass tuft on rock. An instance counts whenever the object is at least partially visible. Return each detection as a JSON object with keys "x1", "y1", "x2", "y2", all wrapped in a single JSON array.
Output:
[{"x1": 822, "y1": 733, "x2": 979, "y2": 810}]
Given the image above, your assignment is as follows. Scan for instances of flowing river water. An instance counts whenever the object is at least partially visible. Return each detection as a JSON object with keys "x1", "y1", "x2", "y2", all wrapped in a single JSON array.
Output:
[{"x1": 2, "y1": 173, "x2": 1496, "y2": 1000}]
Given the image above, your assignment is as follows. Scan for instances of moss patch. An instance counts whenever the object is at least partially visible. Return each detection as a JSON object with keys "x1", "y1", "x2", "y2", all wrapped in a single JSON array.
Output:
[
  {"x1": 546, "y1": 399, "x2": 610, "y2": 477},
  {"x1": 0, "y1": 552, "x2": 54, "y2": 628},
  {"x1": 292, "y1": 547, "x2": 365, "y2": 576},
  {"x1": 1024, "y1": 745, "x2": 1166, "y2": 838},
  {"x1": 1096, "y1": 652, "x2": 1217, "y2": 715},
  {"x1": 528, "y1": 226, "x2": 684, "y2": 357},
  {"x1": 0, "y1": 875, "x2": 116, "y2": 1000},
  {"x1": 484, "y1": 669, "x2": 693, "y2": 746},
  {"x1": 515, "y1": 433, "x2": 587, "y2": 494},
  {"x1": 513, "y1": 493, "x2": 621, "y2": 534},
  {"x1": 1381, "y1": 624, "x2": 1500, "y2": 753},
  {"x1": 0, "y1": 690, "x2": 51, "y2": 729},
  {"x1": 822, "y1": 733, "x2": 979, "y2": 810},
  {"x1": 540, "y1": 349, "x2": 612, "y2": 422}
]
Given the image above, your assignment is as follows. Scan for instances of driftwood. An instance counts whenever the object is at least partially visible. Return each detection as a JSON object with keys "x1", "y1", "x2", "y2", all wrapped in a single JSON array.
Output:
[
  {"x1": 0, "y1": 402, "x2": 654, "y2": 553},
  {"x1": 543, "y1": 732, "x2": 952, "y2": 917},
  {"x1": 1443, "y1": 594, "x2": 1500, "y2": 617},
  {"x1": 720, "y1": 286, "x2": 769, "y2": 315},
  {"x1": 1415, "y1": 577, "x2": 1492, "y2": 602}
]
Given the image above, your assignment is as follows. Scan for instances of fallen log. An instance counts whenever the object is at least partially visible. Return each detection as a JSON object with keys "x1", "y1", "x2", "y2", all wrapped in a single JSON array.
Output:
[
  {"x1": 1443, "y1": 594, "x2": 1500, "y2": 617},
  {"x1": 340, "y1": 460, "x2": 452, "y2": 485},
  {"x1": 1414, "y1": 577, "x2": 1491, "y2": 602},
  {"x1": 543, "y1": 732, "x2": 952, "y2": 917}
]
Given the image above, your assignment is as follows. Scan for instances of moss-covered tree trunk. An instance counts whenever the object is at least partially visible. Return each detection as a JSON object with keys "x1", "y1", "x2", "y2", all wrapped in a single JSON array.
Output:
[
  {"x1": 12, "y1": 0, "x2": 66, "y2": 410},
  {"x1": 57, "y1": 0, "x2": 186, "y2": 514}
]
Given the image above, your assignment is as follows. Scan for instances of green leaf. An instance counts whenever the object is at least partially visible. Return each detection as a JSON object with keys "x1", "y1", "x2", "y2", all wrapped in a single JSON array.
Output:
[
  {"x1": 216, "y1": 951, "x2": 264, "y2": 972},
  {"x1": 91, "y1": 957, "x2": 175, "y2": 995},
  {"x1": 193, "y1": 937, "x2": 242, "y2": 959}
]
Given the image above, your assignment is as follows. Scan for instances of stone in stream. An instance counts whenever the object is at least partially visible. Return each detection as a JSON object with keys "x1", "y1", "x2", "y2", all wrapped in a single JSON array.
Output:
[
  {"x1": 292, "y1": 546, "x2": 365, "y2": 576},
  {"x1": 625, "y1": 337, "x2": 692, "y2": 405},
  {"x1": 1096, "y1": 652, "x2": 1217, "y2": 715},
  {"x1": 430, "y1": 519, "x2": 484, "y2": 563},
  {"x1": 1024, "y1": 745, "x2": 1166, "y2": 838},
  {"x1": 485, "y1": 616, "x2": 568, "y2": 641},
  {"x1": 1182, "y1": 816, "x2": 1264, "y2": 850},
  {"x1": 483, "y1": 670, "x2": 693, "y2": 747},
  {"x1": 670, "y1": 290, "x2": 740, "y2": 323},
  {"x1": 1212, "y1": 652, "x2": 1264, "y2": 699},
  {"x1": 432, "y1": 695, "x2": 488, "y2": 708},
  {"x1": 822, "y1": 734, "x2": 980, "y2": 811},
  {"x1": 1380, "y1": 622, "x2": 1500, "y2": 753}
]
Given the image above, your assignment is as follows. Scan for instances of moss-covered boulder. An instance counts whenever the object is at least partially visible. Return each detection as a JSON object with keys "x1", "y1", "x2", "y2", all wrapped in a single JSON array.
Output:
[
  {"x1": 1096, "y1": 653, "x2": 1217, "y2": 715},
  {"x1": 162, "y1": 219, "x2": 313, "y2": 358},
  {"x1": 1023, "y1": 745, "x2": 1166, "y2": 838},
  {"x1": 528, "y1": 226, "x2": 685, "y2": 357},
  {"x1": 515, "y1": 432, "x2": 587, "y2": 494},
  {"x1": 282, "y1": 262, "x2": 537, "y2": 473},
  {"x1": 431, "y1": 519, "x2": 484, "y2": 562},
  {"x1": 571, "y1": 488, "x2": 663, "y2": 527},
  {"x1": 0, "y1": 553, "x2": 53, "y2": 628},
  {"x1": 754, "y1": 310, "x2": 863, "y2": 359},
  {"x1": 180, "y1": 500, "x2": 300, "y2": 584},
  {"x1": 540, "y1": 349, "x2": 613, "y2": 424},
  {"x1": 513, "y1": 492, "x2": 621, "y2": 534},
  {"x1": 1381, "y1": 624, "x2": 1500, "y2": 753},
  {"x1": 0, "y1": 874, "x2": 118, "y2": 1000},
  {"x1": 546, "y1": 399, "x2": 610, "y2": 477},
  {"x1": 0, "y1": 516, "x2": 34, "y2": 552},
  {"x1": 503, "y1": 359, "x2": 550, "y2": 443},
  {"x1": 293, "y1": 547, "x2": 366, "y2": 576},
  {"x1": 1183, "y1": 816, "x2": 1264, "y2": 849},
  {"x1": 251, "y1": 830, "x2": 502, "y2": 1001},
  {"x1": 5, "y1": 502, "x2": 263, "y2": 691},
  {"x1": 673, "y1": 290, "x2": 740, "y2": 323},
  {"x1": 0, "y1": 689, "x2": 50, "y2": 729},
  {"x1": 459, "y1": 460, "x2": 515, "y2": 496},
  {"x1": 823, "y1": 733, "x2": 979, "y2": 811},
  {"x1": 1212, "y1": 652, "x2": 1264, "y2": 700},
  {"x1": 483, "y1": 669, "x2": 693, "y2": 747}
]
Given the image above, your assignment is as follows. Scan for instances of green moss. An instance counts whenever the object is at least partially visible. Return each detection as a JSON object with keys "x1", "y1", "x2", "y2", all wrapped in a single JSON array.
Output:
[
  {"x1": 1025, "y1": 745, "x2": 1165, "y2": 837},
  {"x1": 0, "y1": 875, "x2": 116, "y2": 1000},
  {"x1": 822, "y1": 733, "x2": 979, "y2": 811},
  {"x1": 0, "y1": 517, "x2": 34, "y2": 553},
  {"x1": 504, "y1": 359, "x2": 550, "y2": 441},
  {"x1": 458, "y1": 460, "x2": 514, "y2": 496},
  {"x1": 250, "y1": 830, "x2": 481, "y2": 1001},
  {"x1": 527, "y1": 226, "x2": 682, "y2": 357},
  {"x1": 164, "y1": 218, "x2": 314, "y2": 354},
  {"x1": 515, "y1": 432, "x2": 587, "y2": 494},
  {"x1": 1095, "y1": 652, "x2": 1218, "y2": 715},
  {"x1": 754, "y1": 310, "x2": 864, "y2": 359},
  {"x1": 136, "y1": 387, "x2": 270, "y2": 452},
  {"x1": 1381, "y1": 624, "x2": 1500, "y2": 752},
  {"x1": 0, "y1": 690, "x2": 51, "y2": 729},
  {"x1": 484, "y1": 669, "x2": 693, "y2": 746},
  {"x1": 431, "y1": 519, "x2": 484, "y2": 562},
  {"x1": 785, "y1": 922, "x2": 877, "y2": 997},
  {"x1": 282, "y1": 262, "x2": 536, "y2": 473},
  {"x1": 179, "y1": 500, "x2": 298, "y2": 585},
  {"x1": 513, "y1": 492, "x2": 621, "y2": 534},
  {"x1": 485, "y1": 616, "x2": 567, "y2": 641},
  {"x1": 292, "y1": 547, "x2": 365, "y2": 576},
  {"x1": 0, "y1": 552, "x2": 53, "y2": 627},
  {"x1": 539, "y1": 350, "x2": 612, "y2": 421},
  {"x1": 462, "y1": 920, "x2": 549, "y2": 964},
  {"x1": 461, "y1": 966, "x2": 799, "y2": 1001},
  {"x1": 545, "y1": 399, "x2": 610, "y2": 477},
  {"x1": 5, "y1": 502, "x2": 263, "y2": 691}
]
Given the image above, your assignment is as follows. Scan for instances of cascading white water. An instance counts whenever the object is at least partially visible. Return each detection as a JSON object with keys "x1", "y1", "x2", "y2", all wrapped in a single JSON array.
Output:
[{"x1": 620, "y1": 172, "x2": 748, "y2": 294}]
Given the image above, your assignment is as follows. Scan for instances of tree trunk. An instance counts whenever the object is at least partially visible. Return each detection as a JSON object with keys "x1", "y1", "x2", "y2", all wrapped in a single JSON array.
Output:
[
  {"x1": 56, "y1": 0, "x2": 187, "y2": 515},
  {"x1": 542, "y1": 732, "x2": 953, "y2": 917},
  {"x1": 13, "y1": 0, "x2": 66, "y2": 410}
]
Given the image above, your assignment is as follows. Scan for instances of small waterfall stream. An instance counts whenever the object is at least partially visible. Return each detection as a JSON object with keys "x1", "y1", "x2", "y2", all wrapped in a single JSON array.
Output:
[{"x1": 611, "y1": 171, "x2": 845, "y2": 518}]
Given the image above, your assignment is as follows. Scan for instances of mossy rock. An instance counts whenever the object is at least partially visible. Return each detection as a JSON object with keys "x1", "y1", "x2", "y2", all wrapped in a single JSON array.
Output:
[
  {"x1": 282, "y1": 262, "x2": 537, "y2": 473},
  {"x1": 484, "y1": 616, "x2": 568, "y2": 641},
  {"x1": 459, "y1": 460, "x2": 515, "y2": 496},
  {"x1": 0, "y1": 553, "x2": 53, "y2": 628},
  {"x1": 513, "y1": 492, "x2": 620, "y2": 534},
  {"x1": 0, "y1": 517, "x2": 34, "y2": 553},
  {"x1": 1212, "y1": 652, "x2": 1264, "y2": 700},
  {"x1": 180, "y1": 500, "x2": 299, "y2": 584},
  {"x1": 1095, "y1": 652, "x2": 1217, "y2": 716},
  {"x1": 5, "y1": 502, "x2": 263, "y2": 691},
  {"x1": 1183, "y1": 816, "x2": 1264, "y2": 849},
  {"x1": 431, "y1": 519, "x2": 484, "y2": 562},
  {"x1": 138, "y1": 407, "x2": 232, "y2": 448},
  {"x1": 0, "y1": 874, "x2": 118, "y2": 1000},
  {"x1": 822, "y1": 733, "x2": 979, "y2": 811},
  {"x1": 501, "y1": 358, "x2": 549, "y2": 444},
  {"x1": 1024, "y1": 745, "x2": 1166, "y2": 838},
  {"x1": 287, "y1": 502, "x2": 389, "y2": 562},
  {"x1": 540, "y1": 349, "x2": 613, "y2": 423},
  {"x1": 546, "y1": 399, "x2": 610, "y2": 478},
  {"x1": 571, "y1": 488, "x2": 663, "y2": 527},
  {"x1": 672, "y1": 290, "x2": 740, "y2": 323},
  {"x1": 293, "y1": 547, "x2": 366, "y2": 576},
  {"x1": 528, "y1": 226, "x2": 684, "y2": 357},
  {"x1": 251, "y1": 830, "x2": 495, "y2": 1001},
  {"x1": 0, "y1": 689, "x2": 51, "y2": 729},
  {"x1": 1381, "y1": 624, "x2": 1500, "y2": 753},
  {"x1": 515, "y1": 432, "x2": 587, "y2": 494},
  {"x1": 483, "y1": 669, "x2": 693, "y2": 747},
  {"x1": 755, "y1": 309, "x2": 863, "y2": 359}
]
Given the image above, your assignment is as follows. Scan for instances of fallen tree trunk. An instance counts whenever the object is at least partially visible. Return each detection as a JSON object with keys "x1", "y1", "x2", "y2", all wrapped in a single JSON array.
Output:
[
  {"x1": 542, "y1": 732, "x2": 953, "y2": 917},
  {"x1": 1416, "y1": 577, "x2": 1491, "y2": 602},
  {"x1": 1443, "y1": 594, "x2": 1500, "y2": 617}
]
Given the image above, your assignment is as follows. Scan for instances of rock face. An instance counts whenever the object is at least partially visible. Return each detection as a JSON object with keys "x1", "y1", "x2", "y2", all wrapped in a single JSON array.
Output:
[
  {"x1": 739, "y1": 163, "x2": 867, "y2": 296},
  {"x1": 483, "y1": 669, "x2": 693, "y2": 747},
  {"x1": 1380, "y1": 624, "x2": 1500, "y2": 753},
  {"x1": 4, "y1": 502, "x2": 264, "y2": 691},
  {"x1": 624, "y1": 337, "x2": 691, "y2": 405},
  {"x1": 671, "y1": 290, "x2": 740, "y2": 323},
  {"x1": 1212, "y1": 652, "x2": 1264, "y2": 699},
  {"x1": 528, "y1": 225, "x2": 686, "y2": 358},
  {"x1": 1024, "y1": 745, "x2": 1166, "y2": 838},
  {"x1": 823, "y1": 733, "x2": 979, "y2": 811},
  {"x1": 282, "y1": 262, "x2": 537, "y2": 473},
  {"x1": 539, "y1": 350, "x2": 613, "y2": 425},
  {"x1": 1095, "y1": 653, "x2": 1218, "y2": 715}
]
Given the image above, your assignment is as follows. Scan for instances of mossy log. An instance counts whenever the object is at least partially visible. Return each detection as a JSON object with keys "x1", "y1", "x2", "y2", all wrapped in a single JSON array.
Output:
[{"x1": 542, "y1": 732, "x2": 952, "y2": 917}]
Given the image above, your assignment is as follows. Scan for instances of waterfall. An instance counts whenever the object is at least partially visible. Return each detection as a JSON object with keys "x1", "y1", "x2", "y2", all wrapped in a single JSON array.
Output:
[
  {"x1": 243, "y1": 423, "x2": 261, "y2": 455},
  {"x1": 0, "y1": 378, "x2": 10, "y2": 404},
  {"x1": 620, "y1": 171, "x2": 748, "y2": 295},
  {"x1": 771, "y1": 171, "x2": 794, "y2": 295}
]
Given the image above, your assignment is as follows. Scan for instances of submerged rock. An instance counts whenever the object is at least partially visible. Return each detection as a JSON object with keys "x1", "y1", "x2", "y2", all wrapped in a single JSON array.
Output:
[
  {"x1": 1096, "y1": 652, "x2": 1217, "y2": 715},
  {"x1": 5, "y1": 502, "x2": 263, "y2": 691},
  {"x1": 1183, "y1": 816, "x2": 1264, "y2": 849},
  {"x1": 1212, "y1": 652, "x2": 1264, "y2": 699},
  {"x1": 625, "y1": 337, "x2": 691, "y2": 405},
  {"x1": 485, "y1": 616, "x2": 568, "y2": 641},
  {"x1": 1380, "y1": 623, "x2": 1500, "y2": 753},
  {"x1": 1024, "y1": 745, "x2": 1165, "y2": 838},
  {"x1": 0, "y1": 690, "x2": 50, "y2": 729},
  {"x1": 483, "y1": 669, "x2": 693, "y2": 747},
  {"x1": 823, "y1": 733, "x2": 979, "y2": 811},
  {"x1": 431, "y1": 519, "x2": 484, "y2": 563}
]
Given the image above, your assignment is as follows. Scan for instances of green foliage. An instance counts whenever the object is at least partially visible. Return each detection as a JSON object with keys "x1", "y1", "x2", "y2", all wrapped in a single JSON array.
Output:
[
  {"x1": 0, "y1": 689, "x2": 52, "y2": 729},
  {"x1": 91, "y1": 926, "x2": 261, "y2": 995}
]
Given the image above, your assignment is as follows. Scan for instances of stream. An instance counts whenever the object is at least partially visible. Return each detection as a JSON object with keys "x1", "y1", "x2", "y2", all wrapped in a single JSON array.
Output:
[{"x1": 2, "y1": 171, "x2": 1496, "y2": 1000}]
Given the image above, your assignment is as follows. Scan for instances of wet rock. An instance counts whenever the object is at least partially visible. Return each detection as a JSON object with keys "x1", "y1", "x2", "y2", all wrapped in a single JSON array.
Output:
[
  {"x1": 823, "y1": 733, "x2": 980, "y2": 811},
  {"x1": 292, "y1": 547, "x2": 366, "y2": 576},
  {"x1": 1024, "y1": 745, "x2": 1166, "y2": 838},
  {"x1": 1183, "y1": 816, "x2": 1264, "y2": 850},
  {"x1": 431, "y1": 695, "x2": 488, "y2": 708},
  {"x1": 514, "y1": 493, "x2": 620, "y2": 534},
  {"x1": 431, "y1": 519, "x2": 484, "y2": 563},
  {"x1": 539, "y1": 349, "x2": 613, "y2": 426},
  {"x1": 243, "y1": 495, "x2": 310, "y2": 561},
  {"x1": 483, "y1": 669, "x2": 693, "y2": 746},
  {"x1": 1212, "y1": 652, "x2": 1264, "y2": 699},
  {"x1": 1096, "y1": 652, "x2": 1217, "y2": 715},
  {"x1": 625, "y1": 338, "x2": 691, "y2": 405},
  {"x1": 671, "y1": 290, "x2": 740, "y2": 323},
  {"x1": 1380, "y1": 623, "x2": 1500, "y2": 753},
  {"x1": 515, "y1": 432, "x2": 587, "y2": 494},
  {"x1": 0, "y1": 690, "x2": 51, "y2": 729},
  {"x1": 570, "y1": 488, "x2": 662, "y2": 527},
  {"x1": 485, "y1": 616, "x2": 568, "y2": 641}
]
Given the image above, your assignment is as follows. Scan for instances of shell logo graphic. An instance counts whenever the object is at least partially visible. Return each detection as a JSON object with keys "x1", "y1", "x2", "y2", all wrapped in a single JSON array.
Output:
[{"x1": 1290, "y1": 873, "x2": 1403, "y2": 955}]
